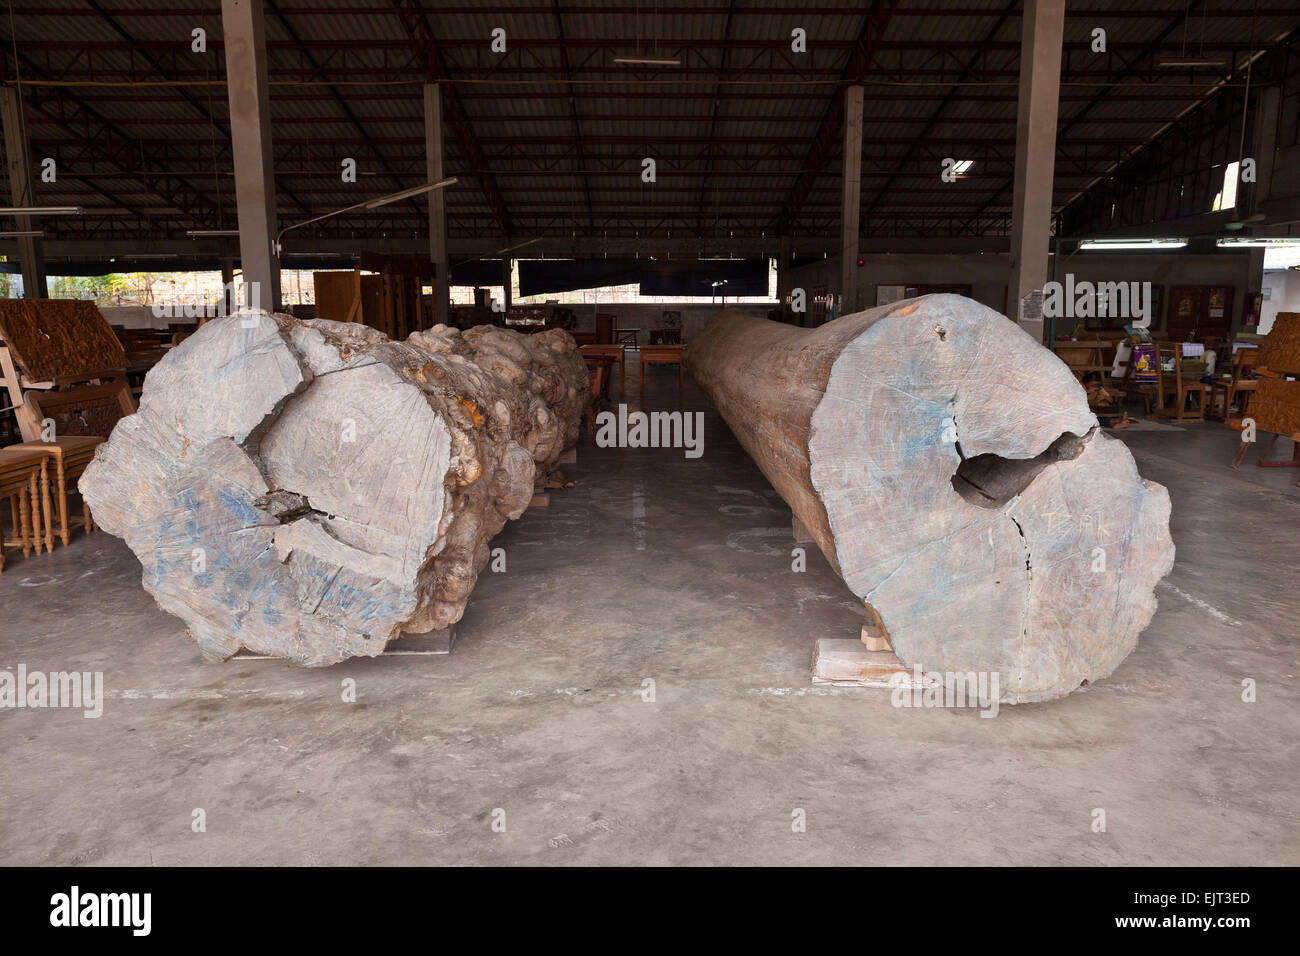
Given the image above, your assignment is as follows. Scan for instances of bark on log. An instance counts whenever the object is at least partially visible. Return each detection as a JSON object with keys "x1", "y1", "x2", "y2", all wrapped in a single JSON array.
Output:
[
  {"x1": 80, "y1": 311, "x2": 588, "y2": 665},
  {"x1": 686, "y1": 296, "x2": 1174, "y2": 702}
]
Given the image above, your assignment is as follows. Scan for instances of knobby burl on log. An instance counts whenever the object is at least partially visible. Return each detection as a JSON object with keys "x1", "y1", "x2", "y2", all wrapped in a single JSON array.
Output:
[
  {"x1": 80, "y1": 311, "x2": 589, "y2": 665},
  {"x1": 686, "y1": 296, "x2": 1175, "y2": 702}
]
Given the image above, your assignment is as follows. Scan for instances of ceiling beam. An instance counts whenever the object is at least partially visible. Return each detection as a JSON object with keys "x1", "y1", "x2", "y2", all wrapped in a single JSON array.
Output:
[
  {"x1": 774, "y1": 0, "x2": 900, "y2": 235},
  {"x1": 389, "y1": 0, "x2": 512, "y2": 235}
]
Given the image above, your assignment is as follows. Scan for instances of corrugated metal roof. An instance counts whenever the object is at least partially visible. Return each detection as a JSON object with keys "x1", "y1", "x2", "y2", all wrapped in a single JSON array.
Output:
[{"x1": 9, "y1": 0, "x2": 1300, "y2": 244}]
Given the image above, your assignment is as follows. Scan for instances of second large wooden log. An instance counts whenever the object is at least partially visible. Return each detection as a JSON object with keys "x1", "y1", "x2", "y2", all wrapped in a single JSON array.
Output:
[{"x1": 686, "y1": 296, "x2": 1175, "y2": 702}]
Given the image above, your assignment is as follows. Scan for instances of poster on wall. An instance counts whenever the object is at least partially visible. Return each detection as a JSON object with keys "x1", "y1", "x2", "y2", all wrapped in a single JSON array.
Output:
[
  {"x1": 1130, "y1": 344, "x2": 1158, "y2": 383},
  {"x1": 1208, "y1": 289, "x2": 1226, "y2": 320}
]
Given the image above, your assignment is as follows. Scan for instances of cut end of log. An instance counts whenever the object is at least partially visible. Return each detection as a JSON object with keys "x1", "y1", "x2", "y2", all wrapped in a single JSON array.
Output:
[
  {"x1": 688, "y1": 295, "x2": 1175, "y2": 703},
  {"x1": 80, "y1": 311, "x2": 589, "y2": 666}
]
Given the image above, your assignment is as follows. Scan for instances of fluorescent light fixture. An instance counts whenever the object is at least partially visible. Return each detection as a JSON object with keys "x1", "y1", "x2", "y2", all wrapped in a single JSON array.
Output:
[
  {"x1": 1157, "y1": 57, "x2": 1229, "y2": 69},
  {"x1": 185, "y1": 229, "x2": 240, "y2": 237},
  {"x1": 1078, "y1": 238, "x2": 1188, "y2": 251},
  {"x1": 0, "y1": 230, "x2": 45, "y2": 238},
  {"x1": 952, "y1": 160, "x2": 974, "y2": 175},
  {"x1": 275, "y1": 177, "x2": 459, "y2": 253},
  {"x1": 613, "y1": 55, "x2": 681, "y2": 66},
  {"x1": 1216, "y1": 237, "x2": 1300, "y2": 248},
  {"x1": 363, "y1": 177, "x2": 458, "y2": 209},
  {"x1": 0, "y1": 205, "x2": 84, "y2": 216},
  {"x1": 496, "y1": 237, "x2": 542, "y2": 256}
]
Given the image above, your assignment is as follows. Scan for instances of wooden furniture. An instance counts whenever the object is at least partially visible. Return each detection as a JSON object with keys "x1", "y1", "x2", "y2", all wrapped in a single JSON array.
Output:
[
  {"x1": 595, "y1": 313, "x2": 616, "y2": 344},
  {"x1": 12, "y1": 436, "x2": 103, "y2": 548},
  {"x1": 12, "y1": 384, "x2": 112, "y2": 546},
  {"x1": 314, "y1": 254, "x2": 435, "y2": 339},
  {"x1": 639, "y1": 344, "x2": 685, "y2": 390},
  {"x1": 1167, "y1": 284, "x2": 1234, "y2": 340},
  {"x1": 585, "y1": 361, "x2": 608, "y2": 431},
  {"x1": 579, "y1": 344, "x2": 625, "y2": 393},
  {"x1": 649, "y1": 310, "x2": 682, "y2": 345},
  {"x1": 0, "y1": 446, "x2": 49, "y2": 571},
  {"x1": 1152, "y1": 343, "x2": 1207, "y2": 421},
  {"x1": 0, "y1": 300, "x2": 133, "y2": 442},
  {"x1": 1117, "y1": 342, "x2": 1159, "y2": 413},
  {"x1": 1054, "y1": 338, "x2": 1116, "y2": 382},
  {"x1": 1208, "y1": 346, "x2": 1260, "y2": 423},
  {"x1": 569, "y1": 331, "x2": 597, "y2": 347},
  {"x1": 614, "y1": 326, "x2": 640, "y2": 348},
  {"x1": 1234, "y1": 312, "x2": 1300, "y2": 469}
]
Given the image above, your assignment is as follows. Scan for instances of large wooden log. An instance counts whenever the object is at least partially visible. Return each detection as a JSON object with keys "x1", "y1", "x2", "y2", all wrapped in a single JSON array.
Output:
[
  {"x1": 686, "y1": 296, "x2": 1174, "y2": 702},
  {"x1": 80, "y1": 311, "x2": 588, "y2": 665}
]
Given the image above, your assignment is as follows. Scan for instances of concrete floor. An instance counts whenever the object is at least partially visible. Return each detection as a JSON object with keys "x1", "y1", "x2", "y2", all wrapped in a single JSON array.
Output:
[{"x1": 2, "y1": 359, "x2": 1298, "y2": 866}]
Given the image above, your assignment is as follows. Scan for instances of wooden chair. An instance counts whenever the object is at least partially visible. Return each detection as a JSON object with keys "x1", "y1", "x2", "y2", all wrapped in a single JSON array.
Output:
[
  {"x1": 11, "y1": 384, "x2": 114, "y2": 547},
  {"x1": 585, "y1": 361, "x2": 608, "y2": 431},
  {"x1": 1117, "y1": 342, "x2": 1159, "y2": 414},
  {"x1": 0, "y1": 446, "x2": 49, "y2": 571},
  {"x1": 1153, "y1": 342, "x2": 1207, "y2": 421},
  {"x1": 1208, "y1": 346, "x2": 1260, "y2": 423}
]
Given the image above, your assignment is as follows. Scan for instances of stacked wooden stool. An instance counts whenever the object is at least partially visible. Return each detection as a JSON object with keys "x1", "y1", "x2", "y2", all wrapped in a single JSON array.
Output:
[
  {"x1": 10, "y1": 436, "x2": 104, "y2": 549},
  {"x1": 0, "y1": 446, "x2": 48, "y2": 573}
]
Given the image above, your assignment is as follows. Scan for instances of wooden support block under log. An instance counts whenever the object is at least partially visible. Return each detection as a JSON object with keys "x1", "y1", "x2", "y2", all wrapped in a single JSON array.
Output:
[
  {"x1": 792, "y1": 514, "x2": 816, "y2": 545},
  {"x1": 687, "y1": 297, "x2": 1174, "y2": 703},
  {"x1": 860, "y1": 624, "x2": 891, "y2": 652},
  {"x1": 812, "y1": 638, "x2": 920, "y2": 687},
  {"x1": 80, "y1": 312, "x2": 589, "y2": 666}
]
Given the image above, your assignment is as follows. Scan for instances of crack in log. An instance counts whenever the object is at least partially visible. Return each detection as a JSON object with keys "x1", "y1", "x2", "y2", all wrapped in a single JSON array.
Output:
[
  {"x1": 1008, "y1": 511, "x2": 1032, "y2": 701},
  {"x1": 252, "y1": 489, "x2": 325, "y2": 524}
]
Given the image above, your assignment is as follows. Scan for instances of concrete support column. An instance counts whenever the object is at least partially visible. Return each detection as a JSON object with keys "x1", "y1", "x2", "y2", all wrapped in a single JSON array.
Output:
[
  {"x1": 221, "y1": 0, "x2": 280, "y2": 310},
  {"x1": 423, "y1": 84, "x2": 451, "y2": 325},
  {"x1": 220, "y1": 257, "x2": 235, "y2": 317},
  {"x1": 1251, "y1": 86, "x2": 1279, "y2": 218},
  {"x1": 0, "y1": 88, "x2": 47, "y2": 298},
  {"x1": 840, "y1": 85, "x2": 864, "y2": 315},
  {"x1": 777, "y1": 235, "x2": 793, "y2": 298},
  {"x1": 501, "y1": 254, "x2": 512, "y2": 312},
  {"x1": 1008, "y1": 0, "x2": 1064, "y2": 343}
]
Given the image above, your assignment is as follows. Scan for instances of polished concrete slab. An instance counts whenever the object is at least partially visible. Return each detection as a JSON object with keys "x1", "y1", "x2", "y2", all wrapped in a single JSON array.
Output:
[{"x1": 1, "y1": 360, "x2": 1297, "y2": 866}]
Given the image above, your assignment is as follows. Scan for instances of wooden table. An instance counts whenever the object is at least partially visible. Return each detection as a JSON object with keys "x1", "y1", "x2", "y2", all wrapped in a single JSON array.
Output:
[
  {"x1": 639, "y1": 344, "x2": 685, "y2": 389},
  {"x1": 579, "y1": 344, "x2": 626, "y2": 393},
  {"x1": 1054, "y1": 340, "x2": 1115, "y2": 381},
  {"x1": 0, "y1": 447, "x2": 49, "y2": 571}
]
